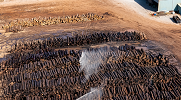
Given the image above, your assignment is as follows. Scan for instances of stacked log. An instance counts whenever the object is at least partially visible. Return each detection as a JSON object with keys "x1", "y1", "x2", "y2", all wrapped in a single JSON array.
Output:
[
  {"x1": 2, "y1": 13, "x2": 104, "y2": 32},
  {"x1": 9, "y1": 31, "x2": 147, "y2": 53},
  {"x1": 1, "y1": 42, "x2": 181, "y2": 100}
]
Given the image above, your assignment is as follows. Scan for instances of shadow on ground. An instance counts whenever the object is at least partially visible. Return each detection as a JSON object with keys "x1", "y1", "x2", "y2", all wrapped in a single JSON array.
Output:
[
  {"x1": 170, "y1": 18, "x2": 176, "y2": 23},
  {"x1": 170, "y1": 18, "x2": 180, "y2": 24},
  {"x1": 134, "y1": 0, "x2": 158, "y2": 12}
]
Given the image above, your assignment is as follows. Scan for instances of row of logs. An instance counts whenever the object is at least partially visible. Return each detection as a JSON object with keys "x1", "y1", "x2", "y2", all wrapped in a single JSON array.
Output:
[
  {"x1": 89, "y1": 65, "x2": 178, "y2": 85},
  {"x1": 3, "y1": 49, "x2": 81, "y2": 68},
  {"x1": 3, "y1": 75, "x2": 87, "y2": 95},
  {"x1": 10, "y1": 31, "x2": 147, "y2": 53},
  {"x1": 2, "y1": 64, "x2": 82, "y2": 84},
  {"x1": 100, "y1": 75, "x2": 181, "y2": 100},
  {"x1": 2, "y1": 13, "x2": 104, "y2": 32}
]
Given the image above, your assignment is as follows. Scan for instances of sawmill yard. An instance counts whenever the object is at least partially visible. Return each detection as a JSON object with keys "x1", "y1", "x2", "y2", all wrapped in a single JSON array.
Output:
[
  {"x1": 0, "y1": 0, "x2": 181, "y2": 60},
  {"x1": 0, "y1": 0, "x2": 181, "y2": 100}
]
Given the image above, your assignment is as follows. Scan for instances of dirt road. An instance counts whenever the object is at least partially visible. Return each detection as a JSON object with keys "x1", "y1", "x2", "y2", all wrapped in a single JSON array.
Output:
[{"x1": 0, "y1": 0, "x2": 181, "y2": 61}]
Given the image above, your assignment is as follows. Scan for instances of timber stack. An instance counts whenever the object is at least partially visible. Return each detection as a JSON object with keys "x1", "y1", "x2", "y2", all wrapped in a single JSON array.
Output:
[
  {"x1": 9, "y1": 31, "x2": 147, "y2": 53},
  {"x1": 1, "y1": 31, "x2": 181, "y2": 100},
  {"x1": 2, "y1": 13, "x2": 104, "y2": 32},
  {"x1": 1, "y1": 43, "x2": 181, "y2": 100}
]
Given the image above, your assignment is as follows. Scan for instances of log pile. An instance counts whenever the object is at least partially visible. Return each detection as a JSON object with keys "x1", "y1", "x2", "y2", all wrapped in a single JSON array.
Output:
[
  {"x1": 9, "y1": 31, "x2": 147, "y2": 53},
  {"x1": 2, "y1": 13, "x2": 104, "y2": 32},
  {"x1": 1, "y1": 43, "x2": 181, "y2": 100}
]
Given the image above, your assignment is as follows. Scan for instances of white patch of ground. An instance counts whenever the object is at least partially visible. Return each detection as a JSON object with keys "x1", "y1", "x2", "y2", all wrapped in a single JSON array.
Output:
[
  {"x1": 111, "y1": 0, "x2": 179, "y2": 24},
  {"x1": 0, "y1": 0, "x2": 47, "y2": 7}
]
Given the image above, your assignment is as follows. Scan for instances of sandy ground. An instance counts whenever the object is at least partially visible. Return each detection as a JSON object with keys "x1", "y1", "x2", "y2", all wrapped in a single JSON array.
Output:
[
  {"x1": 0, "y1": 0, "x2": 47, "y2": 7},
  {"x1": 112, "y1": 0, "x2": 180, "y2": 24},
  {"x1": 0, "y1": 0, "x2": 181, "y2": 62}
]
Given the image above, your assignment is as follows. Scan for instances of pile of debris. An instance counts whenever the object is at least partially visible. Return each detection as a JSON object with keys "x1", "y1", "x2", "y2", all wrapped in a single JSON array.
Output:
[{"x1": 2, "y1": 13, "x2": 104, "y2": 32}]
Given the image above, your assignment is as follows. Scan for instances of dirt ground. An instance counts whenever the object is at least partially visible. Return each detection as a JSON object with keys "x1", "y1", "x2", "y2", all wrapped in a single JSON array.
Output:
[{"x1": 0, "y1": 0, "x2": 181, "y2": 62}]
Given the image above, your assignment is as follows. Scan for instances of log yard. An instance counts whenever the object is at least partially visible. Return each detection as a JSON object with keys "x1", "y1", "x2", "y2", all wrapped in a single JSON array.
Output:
[{"x1": 0, "y1": 0, "x2": 181, "y2": 100}]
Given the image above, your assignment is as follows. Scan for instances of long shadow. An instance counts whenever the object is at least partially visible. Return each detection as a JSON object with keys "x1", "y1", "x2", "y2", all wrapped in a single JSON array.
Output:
[{"x1": 134, "y1": 0, "x2": 158, "y2": 12}]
